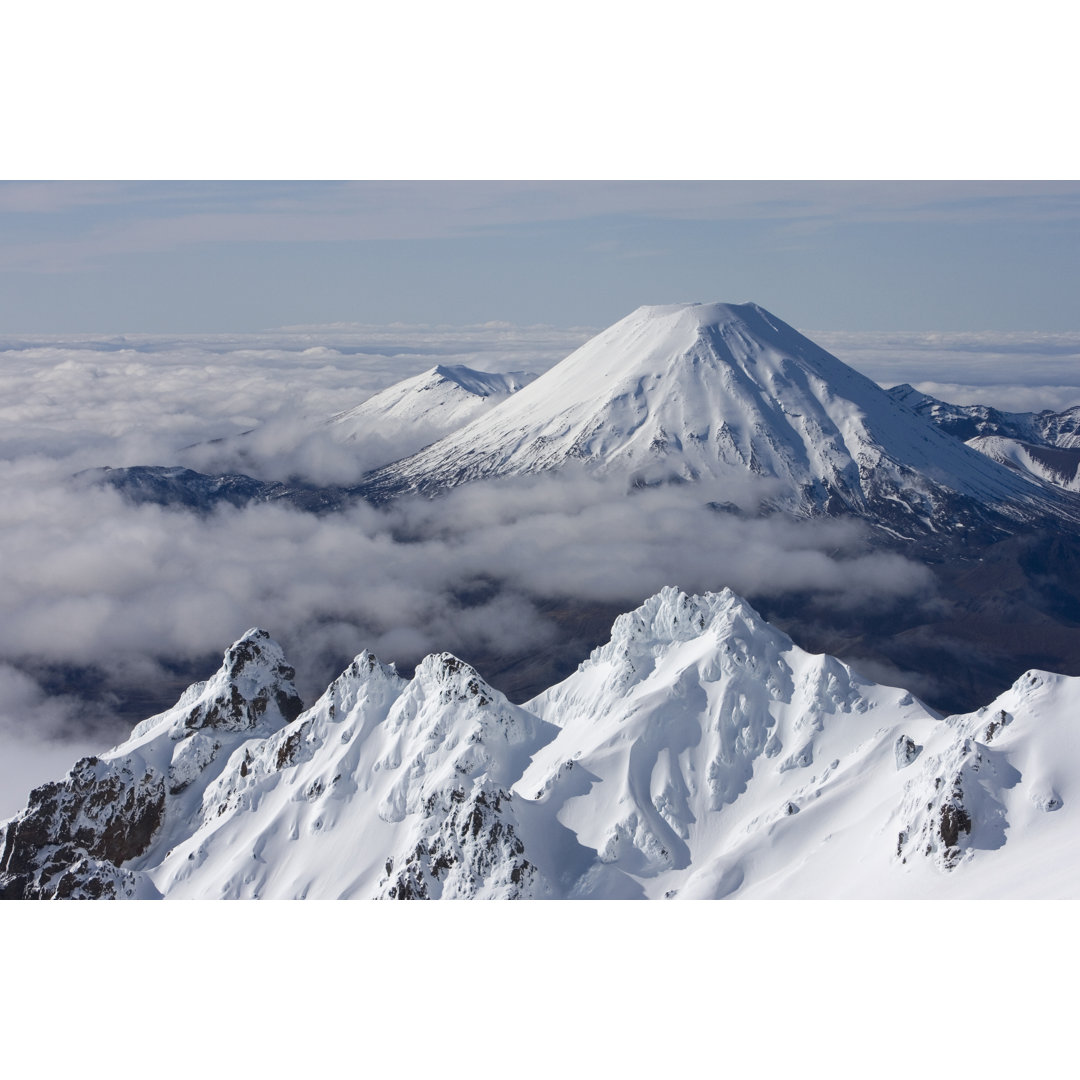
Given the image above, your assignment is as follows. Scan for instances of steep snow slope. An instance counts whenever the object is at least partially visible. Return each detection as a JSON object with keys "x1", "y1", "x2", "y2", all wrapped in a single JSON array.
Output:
[
  {"x1": 361, "y1": 303, "x2": 1077, "y2": 535},
  {"x1": 151, "y1": 651, "x2": 588, "y2": 900},
  {"x1": 520, "y1": 587, "x2": 942, "y2": 897},
  {"x1": 325, "y1": 364, "x2": 537, "y2": 454},
  {"x1": 966, "y1": 435, "x2": 1080, "y2": 492},
  {"x1": 4, "y1": 587, "x2": 1080, "y2": 899}
]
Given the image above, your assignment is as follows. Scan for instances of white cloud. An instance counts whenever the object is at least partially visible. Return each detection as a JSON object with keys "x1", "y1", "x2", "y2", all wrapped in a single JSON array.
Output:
[
  {"x1": 0, "y1": 468, "x2": 931, "y2": 688},
  {"x1": 0, "y1": 324, "x2": 587, "y2": 472}
]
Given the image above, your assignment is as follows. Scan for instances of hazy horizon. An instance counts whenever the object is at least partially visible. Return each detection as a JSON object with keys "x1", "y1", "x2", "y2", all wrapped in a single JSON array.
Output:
[{"x1": 3, "y1": 181, "x2": 1080, "y2": 336}]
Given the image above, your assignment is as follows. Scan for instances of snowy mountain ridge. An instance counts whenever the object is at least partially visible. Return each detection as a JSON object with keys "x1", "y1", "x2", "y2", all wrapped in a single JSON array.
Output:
[
  {"x1": 4, "y1": 585, "x2": 1078, "y2": 899},
  {"x1": 889, "y1": 384, "x2": 1080, "y2": 492},
  {"x1": 889, "y1": 383, "x2": 1080, "y2": 450}
]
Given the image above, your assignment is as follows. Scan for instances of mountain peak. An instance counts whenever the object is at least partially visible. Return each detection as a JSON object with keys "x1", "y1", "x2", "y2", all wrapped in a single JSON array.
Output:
[
  {"x1": 629, "y1": 299, "x2": 759, "y2": 320},
  {"x1": 223, "y1": 626, "x2": 285, "y2": 673},
  {"x1": 358, "y1": 299, "x2": 1080, "y2": 534},
  {"x1": 323, "y1": 363, "x2": 537, "y2": 459},
  {"x1": 413, "y1": 651, "x2": 492, "y2": 701},
  {"x1": 427, "y1": 364, "x2": 535, "y2": 397},
  {"x1": 526, "y1": 586, "x2": 796, "y2": 727},
  {"x1": 609, "y1": 300, "x2": 829, "y2": 368},
  {"x1": 609, "y1": 585, "x2": 762, "y2": 648},
  {"x1": 129, "y1": 628, "x2": 303, "y2": 743},
  {"x1": 629, "y1": 299, "x2": 780, "y2": 330}
]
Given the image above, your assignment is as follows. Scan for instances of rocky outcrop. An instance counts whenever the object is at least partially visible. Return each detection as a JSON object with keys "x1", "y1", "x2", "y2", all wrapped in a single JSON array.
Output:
[
  {"x1": 0, "y1": 627, "x2": 302, "y2": 900},
  {"x1": 0, "y1": 756, "x2": 163, "y2": 899}
]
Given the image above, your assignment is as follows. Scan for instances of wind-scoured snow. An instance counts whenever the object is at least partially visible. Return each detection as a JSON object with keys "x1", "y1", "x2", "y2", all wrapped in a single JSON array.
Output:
[
  {"x1": 4, "y1": 586, "x2": 1080, "y2": 899},
  {"x1": 520, "y1": 586, "x2": 941, "y2": 897},
  {"x1": 360, "y1": 303, "x2": 1080, "y2": 534}
]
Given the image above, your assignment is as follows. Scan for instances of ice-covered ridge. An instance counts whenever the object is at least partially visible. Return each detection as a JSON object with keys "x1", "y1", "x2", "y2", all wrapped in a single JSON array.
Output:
[
  {"x1": 890, "y1": 383, "x2": 1080, "y2": 449},
  {"x1": 5, "y1": 588, "x2": 1080, "y2": 899},
  {"x1": 520, "y1": 585, "x2": 935, "y2": 888}
]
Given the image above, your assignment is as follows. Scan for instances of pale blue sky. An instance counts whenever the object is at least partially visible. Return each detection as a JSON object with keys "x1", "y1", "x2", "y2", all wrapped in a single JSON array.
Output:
[{"x1": 1, "y1": 181, "x2": 1078, "y2": 333}]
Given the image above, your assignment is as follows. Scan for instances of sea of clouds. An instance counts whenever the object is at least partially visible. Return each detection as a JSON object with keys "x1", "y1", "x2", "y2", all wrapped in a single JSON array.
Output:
[{"x1": 2, "y1": 321, "x2": 1079, "y2": 817}]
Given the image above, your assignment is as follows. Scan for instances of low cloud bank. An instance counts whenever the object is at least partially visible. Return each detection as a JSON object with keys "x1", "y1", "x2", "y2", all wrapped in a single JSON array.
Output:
[
  {"x1": 0, "y1": 465, "x2": 934, "y2": 708},
  {"x1": 177, "y1": 412, "x2": 453, "y2": 487},
  {"x1": 0, "y1": 325, "x2": 584, "y2": 471}
]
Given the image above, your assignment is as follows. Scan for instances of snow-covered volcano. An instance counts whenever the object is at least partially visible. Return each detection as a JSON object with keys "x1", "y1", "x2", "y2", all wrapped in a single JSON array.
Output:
[
  {"x1": 5, "y1": 586, "x2": 1080, "y2": 899},
  {"x1": 360, "y1": 302, "x2": 1078, "y2": 534}
]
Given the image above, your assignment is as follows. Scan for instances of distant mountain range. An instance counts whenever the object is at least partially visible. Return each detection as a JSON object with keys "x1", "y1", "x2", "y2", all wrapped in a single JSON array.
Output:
[
  {"x1": 89, "y1": 302, "x2": 1080, "y2": 541},
  {"x1": 4, "y1": 586, "x2": 1076, "y2": 899}
]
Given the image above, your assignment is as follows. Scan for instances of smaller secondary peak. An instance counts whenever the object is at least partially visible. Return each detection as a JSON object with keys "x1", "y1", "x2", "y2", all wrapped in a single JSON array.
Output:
[
  {"x1": 342, "y1": 649, "x2": 398, "y2": 679},
  {"x1": 223, "y1": 628, "x2": 292, "y2": 677},
  {"x1": 430, "y1": 363, "x2": 485, "y2": 385},
  {"x1": 414, "y1": 652, "x2": 491, "y2": 697},
  {"x1": 428, "y1": 364, "x2": 536, "y2": 397}
]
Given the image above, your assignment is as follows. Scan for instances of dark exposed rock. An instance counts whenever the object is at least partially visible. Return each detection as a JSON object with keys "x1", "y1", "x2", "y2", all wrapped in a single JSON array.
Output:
[
  {"x1": 983, "y1": 710, "x2": 1012, "y2": 744},
  {"x1": 1, "y1": 627, "x2": 303, "y2": 900},
  {"x1": 380, "y1": 784, "x2": 539, "y2": 900},
  {"x1": 940, "y1": 798, "x2": 973, "y2": 852},
  {"x1": 0, "y1": 756, "x2": 164, "y2": 899},
  {"x1": 75, "y1": 465, "x2": 363, "y2": 516},
  {"x1": 895, "y1": 734, "x2": 922, "y2": 769}
]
